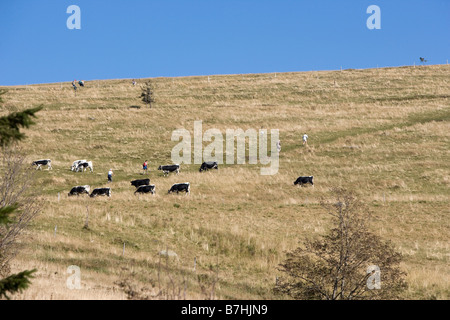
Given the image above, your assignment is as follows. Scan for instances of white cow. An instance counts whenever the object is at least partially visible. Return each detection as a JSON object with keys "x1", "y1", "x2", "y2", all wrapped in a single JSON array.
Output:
[
  {"x1": 71, "y1": 160, "x2": 87, "y2": 171},
  {"x1": 76, "y1": 161, "x2": 93, "y2": 173}
]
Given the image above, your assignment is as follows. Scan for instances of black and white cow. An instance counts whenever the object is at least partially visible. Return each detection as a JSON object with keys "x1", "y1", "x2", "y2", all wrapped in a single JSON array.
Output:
[
  {"x1": 71, "y1": 160, "x2": 87, "y2": 171},
  {"x1": 158, "y1": 164, "x2": 180, "y2": 176},
  {"x1": 76, "y1": 161, "x2": 93, "y2": 172},
  {"x1": 68, "y1": 185, "x2": 90, "y2": 196},
  {"x1": 168, "y1": 182, "x2": 190, "y2": 195},
  {"x1": 294, "y1": 176, "x2": 314, "y2": 187},
  {"x1": 134, "y1": 184, "x2": 156, "y2": 195},
  {"x1": 199, "y1": 161, "x2": 218, "y2": 172},
  {"x1": 90, "y1": 187, "x2": 111, "y2": 198},
  {"x1": 32, "y1": 159, "x2": 52, "y2": 170},
  {"x1": 130, "y1": 178, "x2": 150, "y2": 188}
]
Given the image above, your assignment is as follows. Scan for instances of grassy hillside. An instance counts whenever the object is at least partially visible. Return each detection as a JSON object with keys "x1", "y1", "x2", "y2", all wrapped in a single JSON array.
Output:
[{"x1": 1, "y1": 64, "x2": 449, "y2": 300}]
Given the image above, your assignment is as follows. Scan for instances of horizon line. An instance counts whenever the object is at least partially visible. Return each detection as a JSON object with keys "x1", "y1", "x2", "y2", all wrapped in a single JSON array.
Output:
[{"x1": 1, "y1": 63, "x2": 446, "y2": 87}]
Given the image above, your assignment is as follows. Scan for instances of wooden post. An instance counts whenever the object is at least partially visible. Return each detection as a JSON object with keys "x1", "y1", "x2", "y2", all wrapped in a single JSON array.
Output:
[{"x1": 83, "y1": 206, "x2": 89, "y2": 229}]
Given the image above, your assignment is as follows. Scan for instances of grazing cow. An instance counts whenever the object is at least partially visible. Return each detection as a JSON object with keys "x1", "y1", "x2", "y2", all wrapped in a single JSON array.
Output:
[
  {"x1": 168, "y1": 182, "x2": 190, "y2": 195},
  {"x1": 68, "y1": 185, "x2": 90, "y2": 196},
  {"x1": 76, "y1": 161, "x2": 93, "y2": 172},
  {"x1": 134, "y1": 184, "x2": 156, "y2": 195},
  {"x1": 199, "y1": 161, "x2": 218, "y2": 172},
  {"x1": 71, "y1": 160, "x2": 87, "y2": 171},
  {"x1": 158, "y1": 164, "x2": 180, "y2": 176},
  {"x1": 294, "y1": 176, "x2": 314, "y2": 187},
  {"x1": 32, "y1": 159, "x2": 52, "y2": 170},
  {"x1": 90, "y1": 187, "x2": 111, "y2": 198},
  {"x1": 130, "y1": 178, "x2": 150, "y2": 188}
]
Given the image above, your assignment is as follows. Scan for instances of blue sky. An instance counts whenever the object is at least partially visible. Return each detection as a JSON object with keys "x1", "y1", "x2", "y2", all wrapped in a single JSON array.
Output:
[{"x1": 0, "y1": 0, "x2": 448, "y2": 85}]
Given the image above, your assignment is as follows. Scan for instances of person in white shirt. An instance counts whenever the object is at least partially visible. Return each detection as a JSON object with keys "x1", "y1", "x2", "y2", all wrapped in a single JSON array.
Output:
[
  {"x1": 302, "y1": 133, "x2": 308, "y2": 146},
  {"x1": 108, "y1": 169, "x2": 113, "y2": 183}
]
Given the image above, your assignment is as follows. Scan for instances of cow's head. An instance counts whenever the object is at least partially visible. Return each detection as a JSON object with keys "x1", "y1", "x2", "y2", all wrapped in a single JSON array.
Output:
[{"x1": 158, "y1": 166, "x2": 162, "y2": 170}]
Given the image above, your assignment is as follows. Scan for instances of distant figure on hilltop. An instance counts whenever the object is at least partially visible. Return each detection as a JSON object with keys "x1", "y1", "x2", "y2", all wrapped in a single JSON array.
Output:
[
  {"x1": 132, "y1": 79, "x2": 136, "y2": 86},
  {"x1": 302, "y1": 133, "x2": 308, "y2": 146},
  {"x1": 72, "y1": 80, "x2": 77, "y2": 91}
]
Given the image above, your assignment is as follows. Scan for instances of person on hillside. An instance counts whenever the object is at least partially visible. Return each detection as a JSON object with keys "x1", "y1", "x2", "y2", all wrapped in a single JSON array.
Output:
[
  {"x1": 108, "y1": 169, "x2": 113, "y2": 183},
  {"x1": 72, "y1": 80, "x2": 77, "y2": 91},
  {"x1": 142, "y1": 160, "x2": 148, "y2": 174},
  {"x1": 132, "y1": 79, "x2": 136, "y2": 86},
  {"x1": 302, "y1": 133, "x2": 308, "y2": 146}
]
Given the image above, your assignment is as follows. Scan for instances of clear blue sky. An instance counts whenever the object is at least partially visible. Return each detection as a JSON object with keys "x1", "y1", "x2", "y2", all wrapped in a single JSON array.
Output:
[{"x1": 0, "y1": 0, "x2": 448, "y2": 85}]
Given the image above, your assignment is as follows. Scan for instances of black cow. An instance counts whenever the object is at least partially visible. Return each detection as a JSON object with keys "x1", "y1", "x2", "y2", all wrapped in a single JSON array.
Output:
[
  {"x1": 32, "y1": 159, "x2": 52, "y2": 170},
  {"x1": 294, "y1": 176, "x2": 314, "y2": 187},
  {"x1": 130, "y1": 178, "x2": 150, "y2": 188},
  {"x1": 134, "y1": 184, "x2": 156, "y2": 195},
  {"x1": 68, "y1": 185, "x2": 90, "y2": 196},
  {"x1": 199, "y1": 161, "x2": 218, "y2": 172},
  {"x1": 90, "y1": 187, "x2": 111, "y2": 198},
  {"x1": 158, "y1": 164, "x2": 180, "y2": 176},
  {"x1": 168, "y1": 182, "x2": 190, "y2": 195}
]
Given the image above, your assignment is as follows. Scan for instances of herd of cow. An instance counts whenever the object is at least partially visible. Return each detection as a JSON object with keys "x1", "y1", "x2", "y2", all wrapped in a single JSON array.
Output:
[{"x1": 31, "y1": 158, "x2": 314, "y2": 199}]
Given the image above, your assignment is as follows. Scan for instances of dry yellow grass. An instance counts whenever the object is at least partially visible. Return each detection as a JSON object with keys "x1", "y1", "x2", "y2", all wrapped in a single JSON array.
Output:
[{"x1": 1, "y1": 64, "x2": 449, "y2": 300}]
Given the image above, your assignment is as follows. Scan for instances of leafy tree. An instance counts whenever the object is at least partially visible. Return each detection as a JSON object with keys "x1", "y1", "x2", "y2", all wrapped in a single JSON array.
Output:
[
  {"x1": 140, "y1": 81, "x2": 155, "y2": 108},
  {"x1": 0, "y1": 92, "x2": 41, "y2": 299},
  {"x1": 275, "y1": 188, "x2": 407, "y2": 300}
]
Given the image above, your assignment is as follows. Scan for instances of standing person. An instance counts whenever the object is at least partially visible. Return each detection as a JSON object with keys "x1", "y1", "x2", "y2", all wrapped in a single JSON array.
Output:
[
  {"x1": 132, "y1": 79, "x2": 136, "y2": 86},
  {"x1": 142, "y1": 160, "x2": 148, "y2": 174},
  {"x1": 108, "y1": 169, "x2": 113, "y2": 183},
  {"x1": 72, "y1": 80, "x2": 77, "y2": 91},
  {"x1": 302, "y1": 133, "x2": 308, "y2": 146}
]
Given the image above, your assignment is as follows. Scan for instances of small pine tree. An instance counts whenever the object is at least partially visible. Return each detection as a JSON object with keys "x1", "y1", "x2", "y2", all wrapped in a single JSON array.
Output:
[
  {"x1": 0, "y1": 105, "x2": 43, "y2": 147},
  {"x1": 0, "y1": 92, "x2": 40, "y2": 299},
  {"x1": 140, "y1": 81, "x2": 155, "y2": 108},
  {"x1": 0, "y1": 89, "x2": 7, "y2": 104}
]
